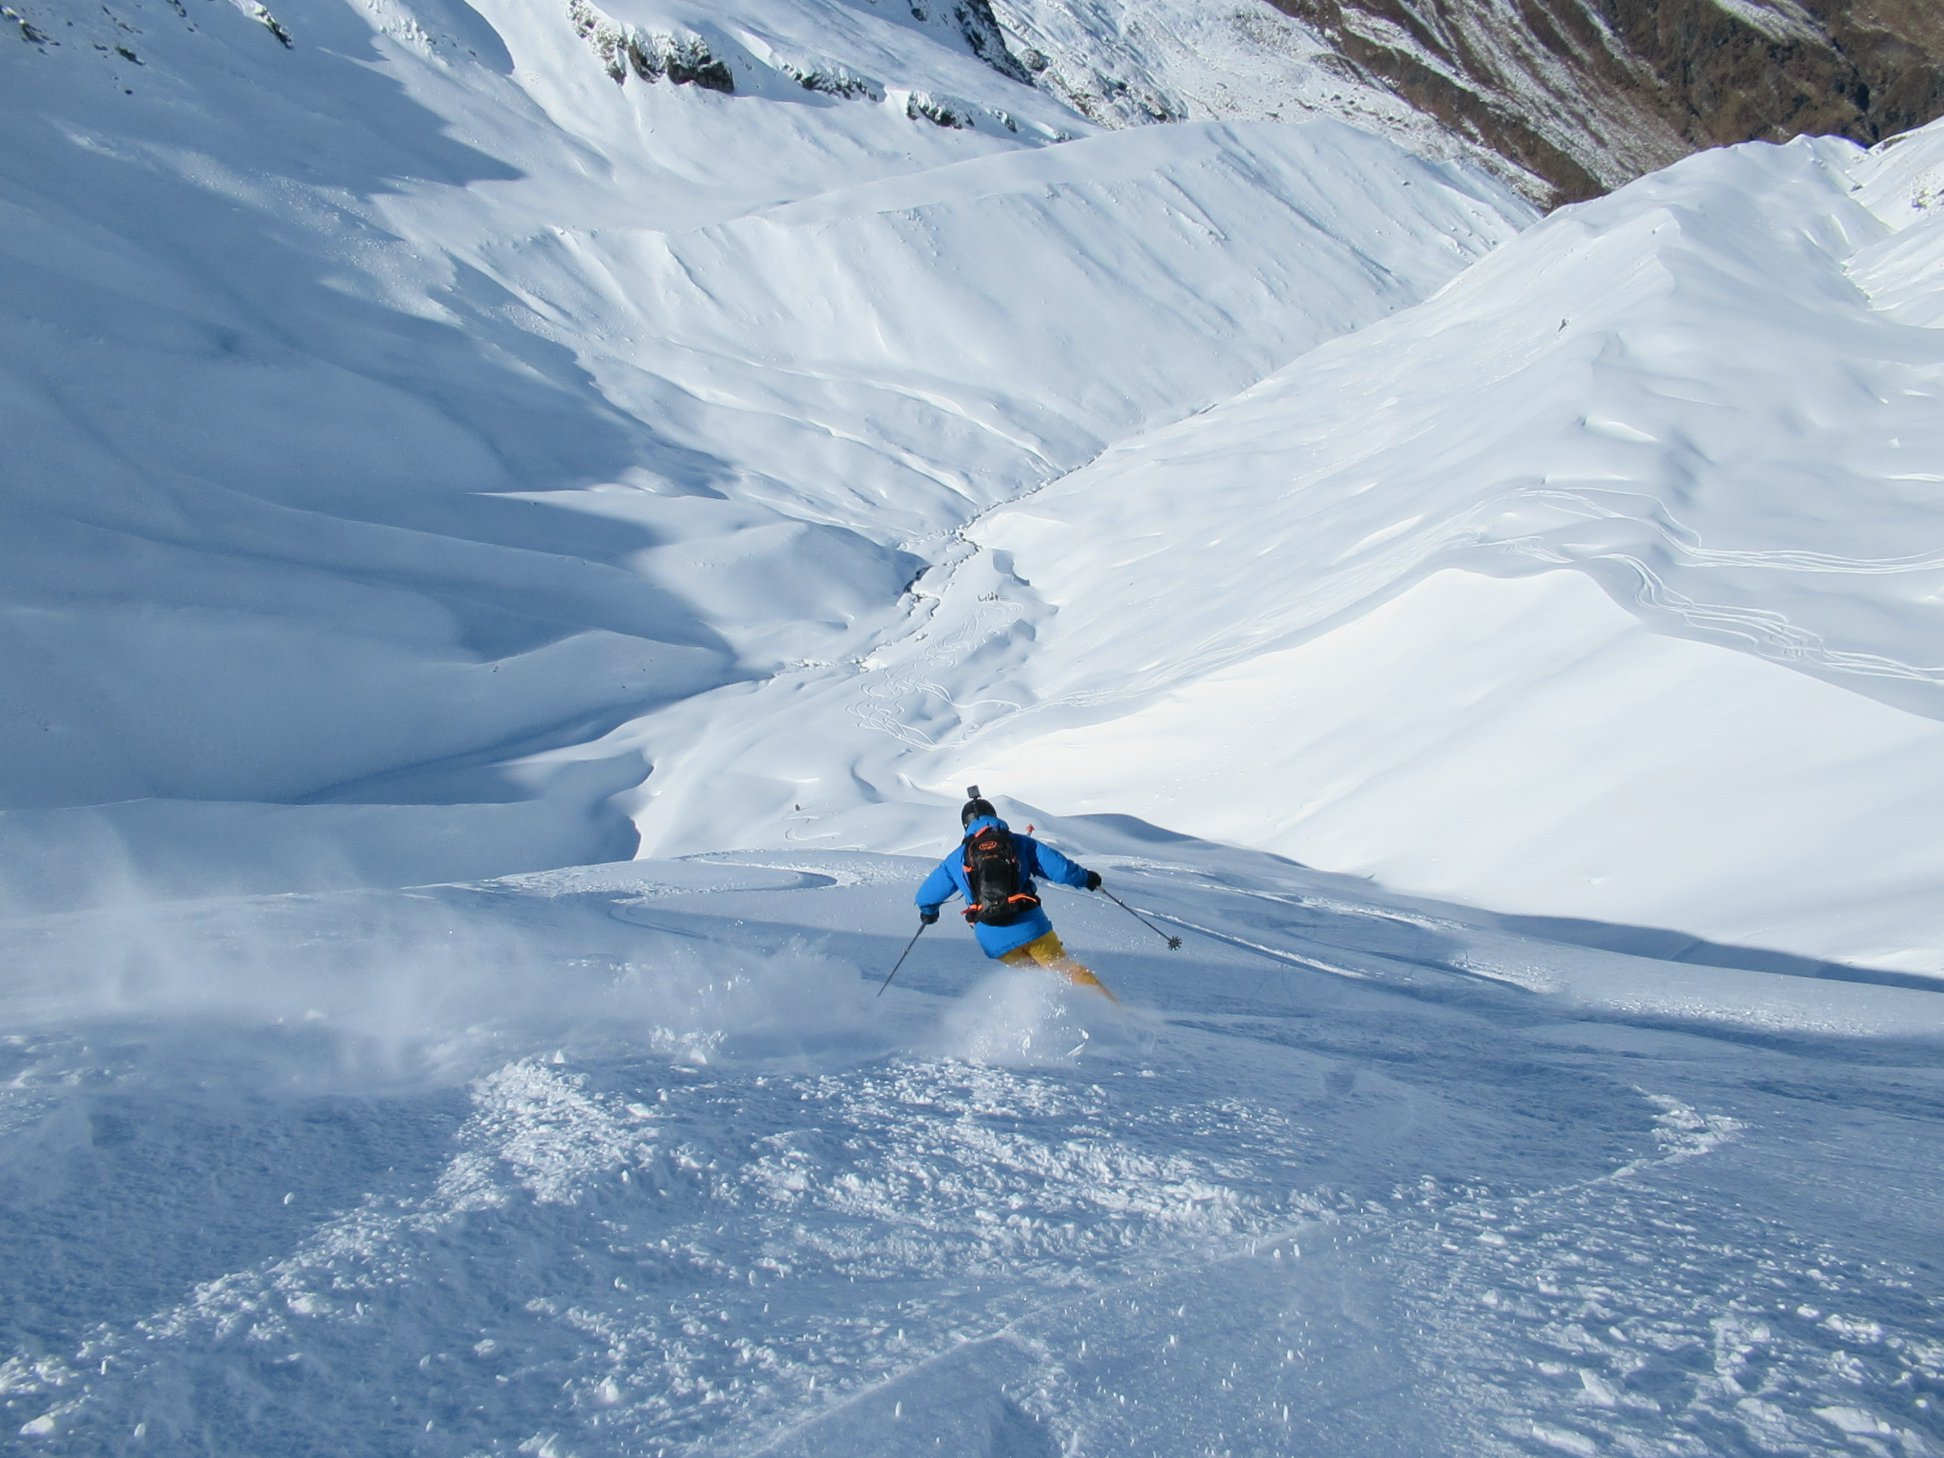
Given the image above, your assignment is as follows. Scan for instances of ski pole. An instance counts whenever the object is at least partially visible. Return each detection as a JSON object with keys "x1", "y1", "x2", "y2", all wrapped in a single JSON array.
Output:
[
  {"x1": 876, "y1": 922, "x2": 927, "y2": 997},
  {"x1": 1099, "y1": 887, "x2": 1183, "y2": 950}
]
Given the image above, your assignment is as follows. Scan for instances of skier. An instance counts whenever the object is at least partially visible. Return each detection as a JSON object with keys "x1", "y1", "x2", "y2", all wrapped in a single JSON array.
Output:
[{"x1": 914, "y1": 787, "x2": 1116, "y2": 1001}]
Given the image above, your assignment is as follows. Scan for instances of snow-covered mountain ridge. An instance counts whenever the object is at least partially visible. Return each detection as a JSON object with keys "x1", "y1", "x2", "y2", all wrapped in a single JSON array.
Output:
[
  {"x1": 24, "y1": 0, "x2": 1942, "y2": 211},
  {"x1": 929, "y1": 122, "x2": 1944, "y2": 972},
  {"x1": 0, "y1": 0, "x2": 1527, "y2": 899},
  {"x1": 989, "y1": 0, "x2": 1944, "y2": 204},
  {"x1": 4, "y1": 0, "x2": 1941, "y2": 983}
]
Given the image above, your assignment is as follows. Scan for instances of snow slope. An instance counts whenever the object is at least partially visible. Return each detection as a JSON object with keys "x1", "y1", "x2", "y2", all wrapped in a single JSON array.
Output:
[
  {"x1": 5, "y1": 3, "x2": 1944, "y2": 1450},
  {"x1": 0, "y1": 0, "x2": 1528, "y2": 907},
  {"x1": 3, "y1": 0, "x2": 1938, "y2": 968},
  {"x1": 3, "y1": 841, "x2": 1941, "y2": 1455},
  {"x1": 921, "y1": 122, "x2": 1944, "y2": 974},
  {"x1": 984, "y1": 0, "x2": 1455, "y2": 147}
]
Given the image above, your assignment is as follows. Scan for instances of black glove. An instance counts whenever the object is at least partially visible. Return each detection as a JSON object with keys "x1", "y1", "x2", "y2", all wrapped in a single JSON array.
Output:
[
  {"x1": 920, "y1": 908, "x2": 940, "y2": 925},
  {"x1": 1084, "y1": 871, "x2": 1102, "y2": 891}
]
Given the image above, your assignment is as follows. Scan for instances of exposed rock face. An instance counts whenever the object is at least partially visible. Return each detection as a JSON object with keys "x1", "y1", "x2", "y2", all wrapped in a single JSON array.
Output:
[
  {"x1": 949, "y1": 0, "x2": 1036, "y2": 84},
  {"x1": 569, "y1": 1, "x2": 735, "y2": 90},
  {"x1": 987, "y1": 0, "x2": 1942, "y2": 204},
  {"x1": 1267, "y1": 0, "x2": 1944, "y2": 201}
]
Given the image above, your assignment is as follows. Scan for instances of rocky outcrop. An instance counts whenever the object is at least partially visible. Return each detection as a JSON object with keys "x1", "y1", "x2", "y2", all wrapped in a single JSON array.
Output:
[
  {"x1": 1268, "y1": 0, "x2": 1944, "y2": 202},
  {"x1": 946, "y1": 0, "x2": 1035, "y2": 84},
  {"x1": 569, "y1": 2, "x2": 734, "y2": 90}
]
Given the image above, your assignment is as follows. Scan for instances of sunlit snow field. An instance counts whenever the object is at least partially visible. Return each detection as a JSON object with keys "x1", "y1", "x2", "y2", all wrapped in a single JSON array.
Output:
[
  {"x1": 5, "y1": 830, "x2": 1942, "y2": 1455},
  {"x1": 4, "y1": 0, "x2": 1943, "y2": 1452}
]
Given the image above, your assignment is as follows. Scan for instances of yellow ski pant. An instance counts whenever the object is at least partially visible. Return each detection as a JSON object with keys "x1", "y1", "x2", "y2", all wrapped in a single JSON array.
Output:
[{"x1": 999, "y1": 931, "x2": 1117, "y2": 1002}]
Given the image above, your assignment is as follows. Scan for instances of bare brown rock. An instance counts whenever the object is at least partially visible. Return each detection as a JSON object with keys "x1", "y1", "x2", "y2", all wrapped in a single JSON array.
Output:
[{"x1": 1268, "y1": 0, "x2": 1944, "y2": 203}]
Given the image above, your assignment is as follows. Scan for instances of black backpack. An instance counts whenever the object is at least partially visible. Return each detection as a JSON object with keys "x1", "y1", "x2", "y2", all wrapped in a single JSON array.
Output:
[{"x1": 961, "y1": 824, "x2": 1041, "y2": 926}]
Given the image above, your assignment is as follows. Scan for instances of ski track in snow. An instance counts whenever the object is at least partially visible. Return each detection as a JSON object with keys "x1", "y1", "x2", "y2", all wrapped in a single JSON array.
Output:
[
  {"x1": 3, "y1": 858, "x2": 1940, "y2": 1456},
  {"x1": 1485, "y1": 486, "x2": 1944, "y2": 687}
]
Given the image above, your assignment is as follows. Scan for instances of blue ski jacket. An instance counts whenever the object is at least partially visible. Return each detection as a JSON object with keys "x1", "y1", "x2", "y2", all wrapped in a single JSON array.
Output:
[{"x1": 915, "y1": 815, "x2": 1093, "y2": 958}]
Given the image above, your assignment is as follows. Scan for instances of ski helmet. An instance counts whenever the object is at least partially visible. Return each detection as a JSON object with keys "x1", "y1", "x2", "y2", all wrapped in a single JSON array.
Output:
[{"x1": 960, "y1": 784, "x2": 997, "y2": 828}]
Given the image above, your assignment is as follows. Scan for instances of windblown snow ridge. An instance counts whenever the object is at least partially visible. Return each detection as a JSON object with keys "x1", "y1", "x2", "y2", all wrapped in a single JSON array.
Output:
[{"x1": 937, "y1": 120, "x2": 1944, "y2": 973}]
